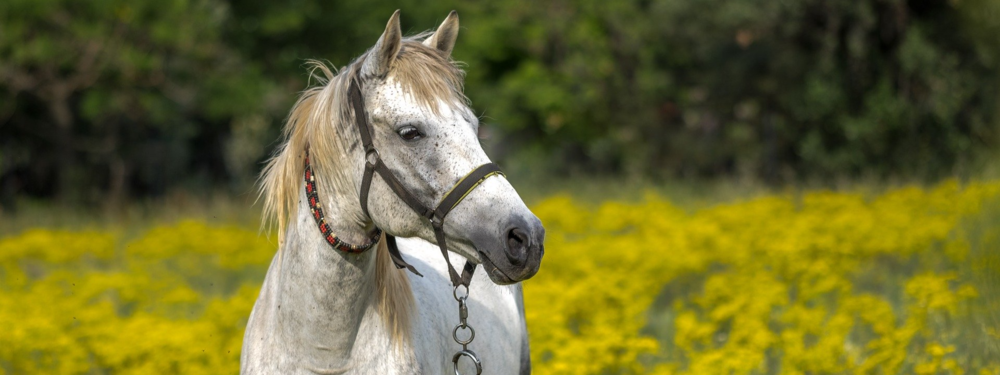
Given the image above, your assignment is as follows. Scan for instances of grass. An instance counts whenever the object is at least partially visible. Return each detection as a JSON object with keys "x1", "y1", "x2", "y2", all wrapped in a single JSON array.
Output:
[{"x1": 0, "y1": 190, "x2": 262, "y2": 237}]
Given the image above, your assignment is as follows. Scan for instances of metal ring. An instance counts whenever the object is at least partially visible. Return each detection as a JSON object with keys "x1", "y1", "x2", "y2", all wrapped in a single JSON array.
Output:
[
  {"x1": 453, "y1": 285, "x2": 469, "y2": 301},
  {"x1": 452, "y1": 349, "x2": 482, "y2": 375},
  {"x1": 365, "y1": 149, "x2": 380, "y2": 166},
  {"x1": 452, "y1": 324, "x2": 475, "y2": 345}
]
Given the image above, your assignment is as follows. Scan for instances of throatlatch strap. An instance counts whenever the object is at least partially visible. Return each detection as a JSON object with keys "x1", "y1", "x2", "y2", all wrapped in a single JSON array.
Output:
[
  {"x1": 359, "y1": 162, "x2": 375, "y2": 218},
  {"x1": 352, "y1": 77, "x2": 426, "y2": 276},
  {"x1": 385, "y1": 234, "x2": 423, "y2": 277}
]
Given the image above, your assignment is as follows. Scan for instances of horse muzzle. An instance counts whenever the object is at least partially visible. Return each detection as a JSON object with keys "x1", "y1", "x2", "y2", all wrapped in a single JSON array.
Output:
[{"x1": 474, "y1": 214, "x2": 544, "y2": 285}]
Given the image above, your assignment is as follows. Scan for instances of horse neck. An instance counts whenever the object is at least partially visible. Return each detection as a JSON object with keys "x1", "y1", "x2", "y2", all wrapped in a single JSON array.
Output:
[{"x1": 273, "y1": 187, "x2": 379, "y2": 365}]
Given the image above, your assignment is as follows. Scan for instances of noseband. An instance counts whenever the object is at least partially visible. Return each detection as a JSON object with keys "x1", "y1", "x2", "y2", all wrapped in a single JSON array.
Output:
[{"x1": 306, "y1": 76, "x2": 503, "y2": 289}]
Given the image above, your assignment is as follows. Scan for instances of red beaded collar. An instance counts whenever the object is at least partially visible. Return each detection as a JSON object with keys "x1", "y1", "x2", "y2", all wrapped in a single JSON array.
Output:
[{"x1": 304, "y1": 153, "x2": 381, "y2": 253}]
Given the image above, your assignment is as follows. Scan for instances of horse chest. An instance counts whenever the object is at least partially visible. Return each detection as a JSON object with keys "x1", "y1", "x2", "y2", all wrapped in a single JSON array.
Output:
[{"x1": 401, "y1": 238, "x2": 528, "y2": 375}]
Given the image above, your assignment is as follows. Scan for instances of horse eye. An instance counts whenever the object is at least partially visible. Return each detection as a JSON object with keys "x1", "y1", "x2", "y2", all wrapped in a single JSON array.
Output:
[{"x1": 397, "y1": 125, "x2": 423, "y2": 141}]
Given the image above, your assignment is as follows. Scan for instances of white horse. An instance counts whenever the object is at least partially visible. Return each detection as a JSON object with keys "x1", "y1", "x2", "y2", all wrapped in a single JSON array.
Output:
[{"x1": 242, "y1": 10, "x2": 544, "y2": 375}]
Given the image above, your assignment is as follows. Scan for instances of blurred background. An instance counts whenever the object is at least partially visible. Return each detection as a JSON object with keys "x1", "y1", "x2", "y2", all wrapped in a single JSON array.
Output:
[
  {"x1": 2, "y1": 0, "x2": 1000, "y2": 374},
  {"x1": 3, "y1": 0, "x2": 999, "y2": 208}
]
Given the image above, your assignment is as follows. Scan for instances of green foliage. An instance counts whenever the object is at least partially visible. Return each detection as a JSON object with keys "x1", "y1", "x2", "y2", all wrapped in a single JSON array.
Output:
[
  {"x1": 456, "y1": 0, "x2": 1000, "y2": 180},
  {"x1": 0, "y1": 0, "x2": 276, "y2": 203},
  {"x1": 2, "y1": 0, "x2": 999, "y2": 204}
]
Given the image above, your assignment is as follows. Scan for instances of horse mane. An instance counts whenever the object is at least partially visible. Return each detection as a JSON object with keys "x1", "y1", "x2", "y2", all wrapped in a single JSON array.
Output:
[{"x1": 257, "y1": 35, "x2": 467, "y2": 346}]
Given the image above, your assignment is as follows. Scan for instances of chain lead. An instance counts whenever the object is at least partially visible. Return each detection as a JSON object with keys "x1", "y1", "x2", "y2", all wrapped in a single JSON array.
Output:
[{"x1": 452, "y1": 285, "x2": 482, "y2": 375}]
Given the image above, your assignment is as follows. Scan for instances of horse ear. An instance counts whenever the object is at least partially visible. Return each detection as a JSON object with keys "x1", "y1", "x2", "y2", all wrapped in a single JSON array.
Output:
[
  {"x1": 422, "y1": 10, "x2": 459, "y2": 58},
  {"x1": 362, "y1": 10, "x2": 402, "y2": 77}
]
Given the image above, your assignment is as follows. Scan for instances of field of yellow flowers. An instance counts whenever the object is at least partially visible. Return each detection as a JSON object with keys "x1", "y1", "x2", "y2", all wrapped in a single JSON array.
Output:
[{"x1": 2, "y1": 180, "x2": 1000, "y2": 374}]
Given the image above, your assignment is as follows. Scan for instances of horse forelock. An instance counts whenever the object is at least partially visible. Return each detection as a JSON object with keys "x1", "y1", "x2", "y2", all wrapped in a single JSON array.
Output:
[{"x1": 388, "y1": 36, "x2": 469, "y2": 113}]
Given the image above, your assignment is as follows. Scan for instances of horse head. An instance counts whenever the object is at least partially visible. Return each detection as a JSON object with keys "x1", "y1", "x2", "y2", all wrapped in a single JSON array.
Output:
[{"x1": 355, "y1": 11, "x2": 544, "y2": 284}]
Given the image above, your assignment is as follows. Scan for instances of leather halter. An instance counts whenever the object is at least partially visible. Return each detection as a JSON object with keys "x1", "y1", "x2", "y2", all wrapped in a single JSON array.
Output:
[{"x1": 306, "y1": 76, "x2": 504, "y2": 288}]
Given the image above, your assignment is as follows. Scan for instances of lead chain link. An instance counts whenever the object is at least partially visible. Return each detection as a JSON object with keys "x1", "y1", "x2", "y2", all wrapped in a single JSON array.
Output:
[{"x1": 452, "y1": 285, "x2": 482, "y2": 375}]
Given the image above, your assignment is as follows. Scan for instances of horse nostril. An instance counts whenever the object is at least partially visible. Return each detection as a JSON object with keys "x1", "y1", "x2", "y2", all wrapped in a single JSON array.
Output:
[{"x1": 506, "y1": 227, "x2": 529, "y2": 266}]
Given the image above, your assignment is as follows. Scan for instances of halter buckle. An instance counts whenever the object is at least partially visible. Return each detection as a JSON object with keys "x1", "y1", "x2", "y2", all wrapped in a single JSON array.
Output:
[
  {"x1": 430, "y1": 215, "x2": 444, "y2": 229},
  {"x1": 365, "y1": 149, "x2": 380, "y2": 166}
]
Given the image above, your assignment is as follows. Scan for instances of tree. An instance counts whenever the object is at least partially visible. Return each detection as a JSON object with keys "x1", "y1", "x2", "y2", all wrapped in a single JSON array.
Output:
[{"x1": 0, "y1": 0, "x2": 275, "y2": 206}]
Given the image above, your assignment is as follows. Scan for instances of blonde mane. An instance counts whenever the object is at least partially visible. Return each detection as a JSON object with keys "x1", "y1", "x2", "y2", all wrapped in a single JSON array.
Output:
[{"x1": 257, "y1": 37, "x2": 468, "y2": 346}]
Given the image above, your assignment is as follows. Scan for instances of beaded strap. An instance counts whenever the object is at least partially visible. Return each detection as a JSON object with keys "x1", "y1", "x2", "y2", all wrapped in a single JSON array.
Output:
[{"x1": 304, "y1": 153, "x2": 380, "y2": 253}]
